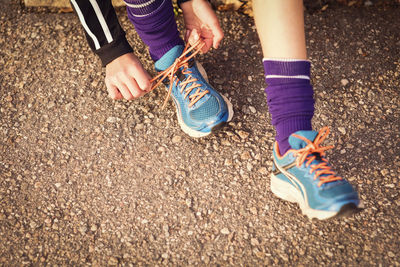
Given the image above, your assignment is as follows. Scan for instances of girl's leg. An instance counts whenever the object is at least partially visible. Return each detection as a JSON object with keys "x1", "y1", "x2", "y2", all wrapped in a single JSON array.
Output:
[
  {"x1": 253, "y1": 0, "x2": 360, "y2": 220},
  {"x1": 254, "y1": 0, "x2": 307, "y2": 59},
  {"x1": 253, "y1": 0, "x2": 314, "y2": 155}
]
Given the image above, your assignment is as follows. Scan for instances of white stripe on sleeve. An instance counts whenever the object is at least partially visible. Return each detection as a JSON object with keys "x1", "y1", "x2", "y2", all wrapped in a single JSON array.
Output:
[
  {"x1": 71, "y1": 0, "x2": 101, "y2": 50},
  {"x1": 89, "y1": 0, "x2": 113, "y2": 44}
]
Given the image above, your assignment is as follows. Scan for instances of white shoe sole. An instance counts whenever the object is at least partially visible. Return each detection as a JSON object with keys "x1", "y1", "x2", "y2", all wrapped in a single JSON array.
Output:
[{"x1": 270, "y1": 174, "x2": 341, "y2": 220}]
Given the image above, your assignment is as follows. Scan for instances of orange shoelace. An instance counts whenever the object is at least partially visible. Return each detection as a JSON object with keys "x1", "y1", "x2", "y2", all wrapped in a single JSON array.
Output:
[
  {"x1": 150, "y1": 40, "x2": 209, "y2": 109},
  {"x1": 292, "y1": 127, "x2": 343, "y2": 187}
]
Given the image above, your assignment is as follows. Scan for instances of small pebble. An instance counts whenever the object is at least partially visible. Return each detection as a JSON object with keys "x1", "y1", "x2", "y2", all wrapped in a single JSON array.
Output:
[
  {"x1": 108, "y1": 257, "x2": 118, "y2": 266},
  {"x1": 251, "y1": 238, "x2": 259, "y2": 246},
  {"x1": 338, "y1": 127, "x2": 346, "y2": 135},
  {"x1": 237, "y1": 130, "x2": 249, "y2": 139},
  {"x1": 172, "y1": 135, "x2": 181, "y2": 143},
  {"x1": 106, "y1": 117, "x2": 117, "y2": 123},
  {"x1": 220, "y1": 228, "x2": 230, "y2": 235}
]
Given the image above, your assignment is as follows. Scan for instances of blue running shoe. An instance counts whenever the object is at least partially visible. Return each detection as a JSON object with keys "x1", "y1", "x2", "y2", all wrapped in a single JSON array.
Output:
[
  {"x1": 270, "y1": 127, "x2": 361, "y2": 220},
  {"x1": 151, "y1": 42, "x2": 233, "y2": 138}
]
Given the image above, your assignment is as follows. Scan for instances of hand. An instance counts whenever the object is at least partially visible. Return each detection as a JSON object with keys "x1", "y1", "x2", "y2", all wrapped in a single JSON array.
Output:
[
  {"x1": 181, "y1": 0, "x2": 224, "y2": 53},
  {"x1": 105, "y1": 53, "x2": 152, "y2": 100}
]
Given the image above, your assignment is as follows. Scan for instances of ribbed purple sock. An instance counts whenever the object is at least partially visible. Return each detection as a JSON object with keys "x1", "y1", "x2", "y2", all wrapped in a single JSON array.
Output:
[
  {"x1": 125, "y1": 0, "x2": 184, "y2": 61},
  {"x1": 263, "y1": 59, "x2": 315, "y2": 155}
]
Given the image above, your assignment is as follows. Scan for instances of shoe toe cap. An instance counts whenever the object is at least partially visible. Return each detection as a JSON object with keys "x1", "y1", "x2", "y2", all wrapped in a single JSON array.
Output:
[{"x1": 189, "y1": 95, "x2": 226, "y2": 122}]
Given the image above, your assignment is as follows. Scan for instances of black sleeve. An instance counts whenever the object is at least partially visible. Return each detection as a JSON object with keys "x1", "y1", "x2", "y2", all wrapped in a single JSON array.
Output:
[
  {"x1": 177, "y1": 0, "x2": 191, "y2": 8},
  {"x1": 70, "y1": 0, "x2": 133, "y2": 66}
]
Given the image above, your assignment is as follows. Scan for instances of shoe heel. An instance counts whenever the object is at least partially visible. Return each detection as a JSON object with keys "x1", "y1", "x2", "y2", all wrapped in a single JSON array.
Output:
[{"x1": 270, "y1": 174, "x2": 298, "y2": 203}]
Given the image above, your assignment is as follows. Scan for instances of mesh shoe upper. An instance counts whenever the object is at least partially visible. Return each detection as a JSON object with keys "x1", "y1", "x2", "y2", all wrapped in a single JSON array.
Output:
[
  {"x1": 272, "y1": 127, "x2": 360, "y2": 212},
  {"x1": 151, "y1": 42, "x2": 231, "y2": 135}
]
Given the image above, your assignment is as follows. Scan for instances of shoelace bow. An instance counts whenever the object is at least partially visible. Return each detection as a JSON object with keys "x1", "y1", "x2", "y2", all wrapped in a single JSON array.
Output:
[
  {"x1": 292, "y1": 127, "x2": 343, "y2": 187},
  {"x1": 150, "y1": 40, "x2": 209, "y2": 109}
]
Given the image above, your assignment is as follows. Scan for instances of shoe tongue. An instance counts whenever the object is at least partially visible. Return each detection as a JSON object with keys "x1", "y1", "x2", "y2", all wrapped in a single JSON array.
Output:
[
  {"x1": 155, "y1": 45, "x2": 185, "y2": 71},
  {"x1": 288, "y1": 130, "x2": 318, "y2": 150}
]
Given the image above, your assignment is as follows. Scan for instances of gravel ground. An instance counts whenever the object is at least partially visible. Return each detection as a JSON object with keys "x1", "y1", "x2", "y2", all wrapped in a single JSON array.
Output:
[{"x1": 1, "y1": 1, "x2": 399, "y2": 265}]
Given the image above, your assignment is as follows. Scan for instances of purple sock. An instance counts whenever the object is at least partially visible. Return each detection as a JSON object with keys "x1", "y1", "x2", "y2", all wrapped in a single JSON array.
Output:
[
  {"x1": 125, "y1": 0, "x2": 184, "y2": 61},
  {"x1": 263, "y1": 59, "x2": 315, "y2": 155}
]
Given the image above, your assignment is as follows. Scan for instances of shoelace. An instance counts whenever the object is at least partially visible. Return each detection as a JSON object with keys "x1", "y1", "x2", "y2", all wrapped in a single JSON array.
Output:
[
  {"x1": 150, "y1": 40, "x2": 209, "y2": 109},
  {"x1": 292, "y1": 127, "x2": 343, "y2": 187}
]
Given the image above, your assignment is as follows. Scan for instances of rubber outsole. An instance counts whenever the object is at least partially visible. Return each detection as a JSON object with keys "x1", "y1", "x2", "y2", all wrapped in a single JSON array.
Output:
[{"x1": 271, "y1": 174, "x2": 361, "y2": 220}]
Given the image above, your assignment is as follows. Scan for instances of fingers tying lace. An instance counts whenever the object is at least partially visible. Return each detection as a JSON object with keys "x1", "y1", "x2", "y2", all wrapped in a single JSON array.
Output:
[{"x1": 150, "y1": 40, "x2": 208, "y2": 109}]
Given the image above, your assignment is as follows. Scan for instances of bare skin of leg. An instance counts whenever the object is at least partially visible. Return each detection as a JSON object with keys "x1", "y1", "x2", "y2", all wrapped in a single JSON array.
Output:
[{"x1": 253, "y1": 0, "x2": 307, "y2": 60}]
